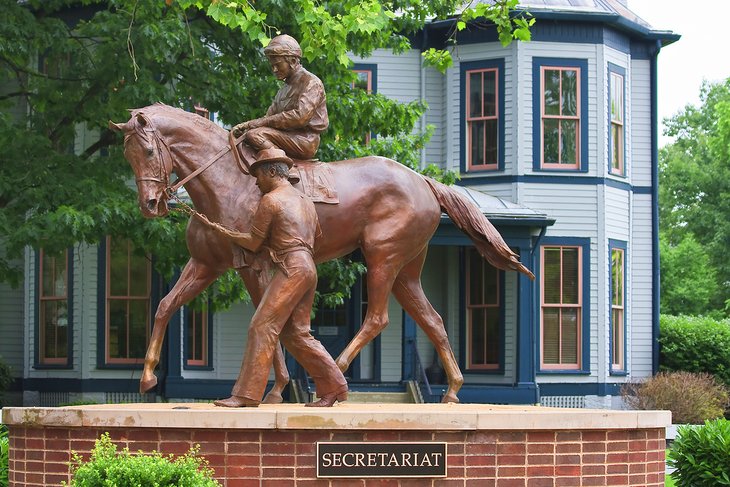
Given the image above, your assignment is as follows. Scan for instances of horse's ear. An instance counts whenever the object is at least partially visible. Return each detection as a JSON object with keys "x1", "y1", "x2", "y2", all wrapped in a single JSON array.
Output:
[
  {"x1": 108, "y1": 120, "x2": 125, "y2": 132},
  {"x1": 136, "y1": 113, "x2": 147, "y2": 127}
]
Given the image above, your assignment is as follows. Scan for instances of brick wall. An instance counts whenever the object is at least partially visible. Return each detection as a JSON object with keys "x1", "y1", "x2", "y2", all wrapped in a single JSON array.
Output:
[{"x1": 7, "y1": 426, "x2": 665, "y2": 486}]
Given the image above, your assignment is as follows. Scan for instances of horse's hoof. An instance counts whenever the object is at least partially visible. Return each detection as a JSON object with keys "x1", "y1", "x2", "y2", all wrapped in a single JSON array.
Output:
[
  {"x1": 262, "y1": 390, "x2": 283, "y2": 404},
  {"x1": 441, "y1": 393, "x2": 460, "y2": 404},
  {"x1": 140, "y1": 376, "x2": 158, "y2": 394}
]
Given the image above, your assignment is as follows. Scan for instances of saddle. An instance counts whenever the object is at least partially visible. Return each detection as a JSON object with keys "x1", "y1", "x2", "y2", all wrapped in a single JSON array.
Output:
[
  {"x1": 230, "y1": 131, "x2": 338, "y2": 205},
  {"x1": 290, "y1": 161, "x2": 338, "y2": 204}
]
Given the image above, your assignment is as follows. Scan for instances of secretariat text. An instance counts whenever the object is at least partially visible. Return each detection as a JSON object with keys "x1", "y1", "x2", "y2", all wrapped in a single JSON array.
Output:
[{"x1": 316, "y1": 442, "x2": 448, "y2": 478}]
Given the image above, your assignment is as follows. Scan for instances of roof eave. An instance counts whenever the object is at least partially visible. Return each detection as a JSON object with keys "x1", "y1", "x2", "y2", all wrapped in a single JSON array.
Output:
[
  {"x1": 518, "y1": 8, "x2": 680, "y2": 45},
  {"x1": 439, "y1": 214, "x2": 555, "y2": 228}
]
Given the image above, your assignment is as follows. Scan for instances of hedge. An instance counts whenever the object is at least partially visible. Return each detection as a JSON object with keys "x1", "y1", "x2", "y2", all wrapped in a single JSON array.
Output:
[{"x1": 660, "y1": 315, "x2": 730, "y2": 389}]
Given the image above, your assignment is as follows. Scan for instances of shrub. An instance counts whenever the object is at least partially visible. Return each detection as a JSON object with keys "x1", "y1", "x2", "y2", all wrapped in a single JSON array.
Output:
[
  {"x1": 1, "y1": 425, "x2": 8, "y2": 487},
  {"x1": 668, "y1": 418, "x2": 730, "y2": 486},
  {"x1": 621, "y1": 371, "x2": 729, "y2": 424},
  {"x1": 660, "y1": 315, "x2": 730, "y2": 389},
  {"x1": 64, "y1": 433, "x2": 221, "y2": 486}
]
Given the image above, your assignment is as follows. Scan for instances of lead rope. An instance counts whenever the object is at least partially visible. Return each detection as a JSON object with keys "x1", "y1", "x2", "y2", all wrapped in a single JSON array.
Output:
[{"x1": 166, "y1": 189, "x2": 246, "y2": 241}]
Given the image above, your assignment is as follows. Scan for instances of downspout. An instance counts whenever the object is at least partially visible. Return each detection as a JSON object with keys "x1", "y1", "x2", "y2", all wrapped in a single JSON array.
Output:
[
  {"x1": 528, "y1": 225, "x2": 548, "y2": 401},
  {"x1": 420, "y1": 26, "x2": 429, "y2": 169},
  {"x1": 651, "y1": 40, "x2": 661, "y2": 375}
]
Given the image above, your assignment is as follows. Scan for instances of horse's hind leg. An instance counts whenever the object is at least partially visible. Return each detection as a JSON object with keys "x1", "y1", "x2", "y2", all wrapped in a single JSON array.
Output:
[
  {"x1": 392, "y1": 248, "x2": 463, "y2": 403},
  {"x1": 335, "y1": 257, "x2": 399, "y2": 373},
  {"x1": 141, "y1": 258, "x2": 221, "y2": 393}
]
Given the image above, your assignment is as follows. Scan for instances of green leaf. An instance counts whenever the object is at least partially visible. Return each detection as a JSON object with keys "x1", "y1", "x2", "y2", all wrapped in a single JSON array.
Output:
[
  {"x1": 514, "y1": 27, "x2": 531, "y2": 41},
  {"x1": 257, "y1": 31, "x2": 270, "y2": 47},
  {"x1": 421, "y1": 48, "x2": 453, "y2": 74}
]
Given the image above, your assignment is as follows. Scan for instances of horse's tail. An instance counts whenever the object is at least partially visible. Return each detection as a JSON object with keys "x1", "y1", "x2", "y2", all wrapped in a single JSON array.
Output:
[{"x1": 423, "y1": 177, "x2": 535, "y2": 280}]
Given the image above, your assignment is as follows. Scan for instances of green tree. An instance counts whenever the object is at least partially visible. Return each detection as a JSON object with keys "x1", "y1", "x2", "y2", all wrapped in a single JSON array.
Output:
[
  {"x1": 0, "y1": 0, "x2": 530, "y2": 307},
  {"x1": 659, "y1": 78, "x2": 730, "y2": 316},
  {"x1": 660, "y1": 234, "x2": 719, "y2": 316}
]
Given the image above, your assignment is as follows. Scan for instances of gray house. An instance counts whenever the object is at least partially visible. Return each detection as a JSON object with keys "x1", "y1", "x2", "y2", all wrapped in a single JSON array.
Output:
[{"x1": 0, "y1": 1, "x2": 678, "y2": 408}]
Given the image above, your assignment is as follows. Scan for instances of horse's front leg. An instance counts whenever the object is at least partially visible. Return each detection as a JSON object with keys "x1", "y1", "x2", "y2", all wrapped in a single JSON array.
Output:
[
  {"x1": 141, "y1": 258, "x2": 222, "y2": 393},
  {"x1": 237, "y1": 264, "x2": 289, "y2": 404}
]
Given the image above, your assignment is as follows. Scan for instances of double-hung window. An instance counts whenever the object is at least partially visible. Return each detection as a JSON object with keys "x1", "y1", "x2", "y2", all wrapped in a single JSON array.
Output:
[
  {"x1": 608, "y1": 64, "x2": 626, "y2": 176},
  {"x1": 466, "y1": 248, "x2": 501, "y2": 370},
  {"x1": 352, "y1": 70, "x2": 373, "y2": 93},
  {"x1": 533, "y1": 58, "x2": 588, "y2": 171},
  {"x1": 37, "y1": 249, "x2": 70, "y2": 366},
  {"x1": 104, "y1": 238, "x2": 151, "y2": 365},
  {"x1": 542, "y1": 67, "x2": 579, "y2": 167},
  {"x1": 461, "y1": 59, "x2": 505, "y2": 172},
  {"x1": 541, "y1": 245, "x2": 583, "y2": 370},
  {"x1": 185, "y1": 304, "x2": 211, "y2": 368},
  {"x1": 610, "y1": 241, "x2": 627, "y2": 373},
  {"x1": 467, "y1": 68, "x2": 499, "y2": 169},
  {"x1": 352, "y1": 64, "x2": 376, "y2": 145}
]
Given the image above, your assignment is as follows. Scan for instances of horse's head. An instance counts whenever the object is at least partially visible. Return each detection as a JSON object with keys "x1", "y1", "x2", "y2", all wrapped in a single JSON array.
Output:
[{"x1": 110, "y1": 110, "x2": 172, "y2": 218}]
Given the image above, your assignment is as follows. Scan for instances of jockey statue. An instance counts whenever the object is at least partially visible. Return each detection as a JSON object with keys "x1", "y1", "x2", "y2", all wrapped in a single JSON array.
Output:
[{"x1": 232, "y1": 34, "x2": 328, "y2": 166}]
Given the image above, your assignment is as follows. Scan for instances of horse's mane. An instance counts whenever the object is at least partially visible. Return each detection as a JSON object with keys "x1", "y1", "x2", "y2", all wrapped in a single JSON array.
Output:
[{"x1": 130, "y1": 102, "x2": 224, "y2": 134}]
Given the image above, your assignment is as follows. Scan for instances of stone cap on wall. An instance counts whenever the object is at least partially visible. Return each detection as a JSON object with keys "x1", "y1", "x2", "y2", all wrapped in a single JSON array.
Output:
[{"x1": 2, "y1": 403, "x2": 671, "y2": 431}]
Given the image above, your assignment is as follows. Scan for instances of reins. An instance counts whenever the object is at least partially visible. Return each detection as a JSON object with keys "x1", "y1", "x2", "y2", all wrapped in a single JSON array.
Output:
[
  {"x1": 141, "y1": 126, "x2": 248, "y2": 239},
  {"x1": 166, "y1": 190, "x2": 243, "y2": 239},
  {"x1": 167, "y1": 143, "x2": 231, "y2": 194},
  {"x1": 149, "y1": 125, "x2": 249, "y2": 194}
]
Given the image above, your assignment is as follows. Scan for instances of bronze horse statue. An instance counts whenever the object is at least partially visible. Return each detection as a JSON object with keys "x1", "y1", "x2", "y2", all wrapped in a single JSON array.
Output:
[{"x1": 111, "y1": 102, "x2": 533, "y2": 403}]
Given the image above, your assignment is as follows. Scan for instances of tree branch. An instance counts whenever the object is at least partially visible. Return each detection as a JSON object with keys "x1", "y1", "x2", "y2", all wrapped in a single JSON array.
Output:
[
  {"x1": 0, "y1": 55, "x2": 91, "y2": 82},
  {"x1": 67, "y1": 24, "x2": 99, "y2": 71},
  {"x1": 81, "y1": 129, "x2": 117, "y2": 160},
  {"x1": 0, "y1": 90, "x2": 33, "y2": 101},
  {"x1": 48, "y1": 81, "x2": 105, "y2": 143}
]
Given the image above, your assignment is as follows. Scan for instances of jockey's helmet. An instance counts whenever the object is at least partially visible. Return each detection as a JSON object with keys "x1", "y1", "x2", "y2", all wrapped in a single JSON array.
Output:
[{"x1": 264, "y1": 35, "x2": 302, "y2": 59}]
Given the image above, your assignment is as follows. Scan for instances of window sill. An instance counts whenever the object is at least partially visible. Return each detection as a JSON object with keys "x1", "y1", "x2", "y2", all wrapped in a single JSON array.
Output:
[
  {"x1": 183, "y1": 365, "x2": 214, "y2": 371},
  {"x1": 532, "y1": 166, "x2": 589, "y2": 174},
  {"x1": 465, "y1": 166, "x2": 501, "y2": 173},
  {"x1": 464, "y1": 368, "x2": 505, "y2": 375},
  {"x1": 97, "y1": 363, "x2": 144, "y2": 370},
  {"x1": 33, "y1": 363, "x2": 73, "y2": 370},
  {"x1": 609, "y1": 370, "x2": 628, "y2": 377},
  {"x1": 537, "y1": 369, "x2": 591, "y2": 376}
]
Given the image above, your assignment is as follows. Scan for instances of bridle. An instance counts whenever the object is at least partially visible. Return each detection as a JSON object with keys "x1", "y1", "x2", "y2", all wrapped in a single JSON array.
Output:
[
  {"x1": 124, "y1": 117, "x2": 249, "y2": 198},
  {"x1": 125, "y1": 115, "x2": 246, "y2": 235},
  {"x1": 127, "y1": 118, "x2": 234, "y2": 199}
]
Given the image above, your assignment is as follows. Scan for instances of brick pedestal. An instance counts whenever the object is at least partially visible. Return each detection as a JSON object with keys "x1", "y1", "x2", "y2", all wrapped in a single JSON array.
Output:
[{"x1": 2, "y1": 403, "x2": 670, "y2": 486}]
